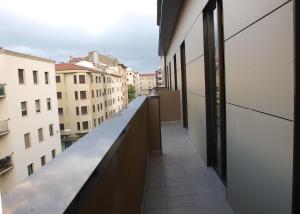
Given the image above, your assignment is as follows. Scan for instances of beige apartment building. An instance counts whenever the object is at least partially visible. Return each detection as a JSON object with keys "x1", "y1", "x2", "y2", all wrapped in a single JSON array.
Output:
[
  {"x1": 71, "y1": 51, "x2": 129, "y2": 106},
  {"x1": 56, "y1": 63, "x2": 125, "y2": 149},
  {"x1": 126, "y1": 69, "x2": 141, "y2": 96},
  {"x1": 0, "y1": 48, "x2": 61, "y2": 193},
  {"x1": 139, "y1": 73, "x2": 156, "y2": 95},
  {"x1": 155, "y1": 68, "x2": 163, "y2": 87}
]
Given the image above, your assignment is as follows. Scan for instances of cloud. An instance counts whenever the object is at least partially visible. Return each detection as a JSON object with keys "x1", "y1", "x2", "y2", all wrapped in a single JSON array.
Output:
[{"x1": 0, "y1": 1, "x2": 159, "y2": 72}]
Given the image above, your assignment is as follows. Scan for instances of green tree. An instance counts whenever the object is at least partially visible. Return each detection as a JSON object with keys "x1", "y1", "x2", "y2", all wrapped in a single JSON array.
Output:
[{"x1": 128, "y1": 85, "x2": 136, "y2": 102}]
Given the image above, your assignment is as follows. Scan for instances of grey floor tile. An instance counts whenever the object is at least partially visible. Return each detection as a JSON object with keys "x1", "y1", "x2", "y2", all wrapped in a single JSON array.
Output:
[
  {"x1": 167, "y1": 184, "x2": 190, "y2": 196},
  {"x1": 144, "y1": 124, "x2": 234, "y2": 214},
  {"x1": 167, "y1": 194, "x2": 194, "y2": 208},
  {"x1": 145, "y1": 197, "x2": 168, "y2": 209},
  {"x1": 166, "y1": 176, "x2": 188, "y2": 186}
]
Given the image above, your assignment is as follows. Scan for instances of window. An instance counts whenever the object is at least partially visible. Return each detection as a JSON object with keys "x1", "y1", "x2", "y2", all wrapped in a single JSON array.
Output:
[
  {"x1": 60, "y1": 123, "x2": 64, "y2": 130},
  {"x1": 93, "y1": 105, "x2": 95, "y2": 113},
  {"x1": 18, "y1": 69, "x2": 25, "y2": 84},
  {"x1": 92, "y1": 90, "x2": 94, "y2": 98},
  {"x1": 96, "y1": 90, "x2": 99, "y2": 97},
  {"x1": 79, "y1": 75, "x2": 85, "y2": 84},
  {"x1": 57, "y1": 108, "x2": 63, "y2": 115},
  {"x1": 24, "y1": 133, "x2": 31, "y2": 149},
  {"x1": 101, "y1": 103, "x2": 103, "y2": 110},
  {"x1": 94, "y1": 119, "x2": 96, "y2": 127},
  {"x1": 47, "y1": 98, "x2": 51, "y2": 110},
  {"x1": 77, "y1": 122, "x2": 80, "y2": 130},
  {"x1": 56, "y1": 76, "x2": 61, "y2": 83},
  {"x1": 27, "y1": 163, "x2": 34, "y2": 176},
  {"x1": 51, "y1": 149, "x2": 56, "y2": 159},
  {"x1": 98, "y1": 118, "x2": 100, "y2": 124},
  {"x1": 96, "y1": 76, "x2": 98, "y2": 83},
  {"x1": 76, "y1": 107, "x2": 80, "y2": 115},
  {"x1": 180, "y1": 41, "x2": 188, "y2": 128},
  {"x1": 33, "y1": 70, "x2": 38, "y2": 84},
  {"x1": 203, "y1": 0, "x2": 226, "y2": 182},
  {"x1": 97, "y1": 104, "x2": 100, "y2": 111},
  {"x1": 103, "y1": 76, "x2": 105, "y2": 83},
  {"x1": 38, "y1": 128, "x2": 44, "y2": 142},
  {"x1": 57, "y1": 92, "x2": 62, "y2": 99},
  {"x1": 82, "y1": 121, "x2": 89, "y2": 130},
  {"x1": 49, "y1": 124, "x2": 54, "y2": 136},
  {"x1": 35, "y1": 99, "x2": 41, "y2": 113},
  {"x1": 21, "y1": 101, "x2": 27, "y2": 116},
  {"x1": 41, "y1": 156, "x2": 46, "y2": 166},
  {"x1": 173, "y1": 55, "x2": 178, "y2": 90},
  {"x1": 105, "y1": 101, "x2": 107, "y2": 107},
  {"x1": 45, "y1": 72, "x2": 49, "y2": 84},
  {"x1": 75, "y1": 91, "x2": 78, "y2": 100},
  {"x1": 80, "y1": 91, "x2": 87, "y2": 99},
  {"x1": 73, "y1": 75, "x2": 77, "y2": 84},
  {"x1": 81, "y1": 106, "x2": 88, "y2": 115}
]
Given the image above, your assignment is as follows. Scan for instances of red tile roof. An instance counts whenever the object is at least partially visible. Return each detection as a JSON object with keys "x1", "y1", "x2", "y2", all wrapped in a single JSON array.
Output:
[{"x1": 55, "y1": 63, "x2": 97, "y2": 72}]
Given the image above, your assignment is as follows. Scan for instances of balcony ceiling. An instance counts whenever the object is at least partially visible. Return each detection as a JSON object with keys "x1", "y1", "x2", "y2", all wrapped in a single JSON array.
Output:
[{"x1": 157, "y1": 0, "x2": 184, "y2": 56}]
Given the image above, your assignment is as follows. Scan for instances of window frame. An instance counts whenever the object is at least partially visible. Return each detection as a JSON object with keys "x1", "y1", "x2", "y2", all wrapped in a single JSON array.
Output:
[
  {"x1": 24, "y1": 133, "x2": 31, "y2": 149},
  {"x1": 38, "y1": 128, "x2": 44, "y2": 142},
  {"x1": 45, "y1": 72, "x2": 49, "y2": 84},
  {"x1": 33, "y1": 70, "x2": 38, "y2": 84},
  {"x1": 18, "y1": 69, "x2": 25, "y2": 84},
  {"x1": 21, "y1": 101, "x2": 28, "y2": 116}
]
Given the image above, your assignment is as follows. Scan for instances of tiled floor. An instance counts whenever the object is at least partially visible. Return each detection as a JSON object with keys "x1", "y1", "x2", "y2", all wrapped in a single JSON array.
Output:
[{"x1": 144, "y1": 123, "x2": 235, "y2": 214}]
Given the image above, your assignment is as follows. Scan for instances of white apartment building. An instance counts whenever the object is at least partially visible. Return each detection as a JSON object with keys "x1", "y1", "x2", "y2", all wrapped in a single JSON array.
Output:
[
  {"x1": 140, "y1": 73, "x2": 157, "y2": 96},
  {"x1": 0, "y1": 48, "x2": 61, "y2": 193},
  {"x1": 56, "y1": 63, "x2": 125, "y2": 149}
]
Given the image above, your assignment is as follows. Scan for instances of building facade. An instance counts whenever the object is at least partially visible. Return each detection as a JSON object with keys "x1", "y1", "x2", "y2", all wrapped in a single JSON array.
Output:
[
  {"x1": 158, "y1": 0, "x2": 295, "y2": 213},
  {"x1": 140, "y1": 73, "x2": 156, "y2": 96},
  {"x1": 127, "y1": 69, "x2": 141, "y2": 97},
  {"x1": 0, "y1": 48, "x2": 61, "y2": 193},
  {"x1": 56, "y1": 63, "x2": 125, "y2": 149},
  {"x1": 155, "y1": 68, "x2": 163, "y2": 87}
]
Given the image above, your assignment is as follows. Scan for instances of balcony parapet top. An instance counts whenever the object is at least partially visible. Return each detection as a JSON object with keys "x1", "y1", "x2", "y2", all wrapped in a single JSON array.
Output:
[{"x1": 2, "y1": 96, "x2": 147, "y2": 214}]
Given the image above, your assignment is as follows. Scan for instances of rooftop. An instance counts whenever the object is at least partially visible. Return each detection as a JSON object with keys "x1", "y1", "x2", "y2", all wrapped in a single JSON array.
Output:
[
  {"x1": 55, "y1": 63, "x2": 99, "y2": 72},
  {"x1": 140, "y1": 73, "x2": 156, "y2": 77},
  {"x1": 0, "y1": 48, "x2": 55, "y2": 63}
]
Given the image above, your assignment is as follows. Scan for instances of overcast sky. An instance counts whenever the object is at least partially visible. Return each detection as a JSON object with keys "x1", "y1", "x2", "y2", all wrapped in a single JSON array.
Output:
[{"x1": 0, "y1": 0, "x2": 159, "y2": 72}]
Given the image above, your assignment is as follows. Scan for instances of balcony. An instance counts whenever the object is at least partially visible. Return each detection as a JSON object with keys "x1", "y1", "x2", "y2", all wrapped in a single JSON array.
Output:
[
  {"x1": 0, "y1": 84, "x2": 5, "y2": 98},
  {"x1": 0, "y1": 155, "x2": 13, "y2": 175},
  {"x1": 0, "y1": 120, "x2": 9, "y2": 136},
  {"x1": 1, "y1": 93, "x2": 233, "y2": 214},
  {"x1": 60, "y1": 129, "x2": 71, "y2": 136}
]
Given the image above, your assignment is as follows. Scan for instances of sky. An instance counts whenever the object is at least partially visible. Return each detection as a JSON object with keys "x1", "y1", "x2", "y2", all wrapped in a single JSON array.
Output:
[{"x1": 0, "y1": 0, "x2": 159, "y2": 72}]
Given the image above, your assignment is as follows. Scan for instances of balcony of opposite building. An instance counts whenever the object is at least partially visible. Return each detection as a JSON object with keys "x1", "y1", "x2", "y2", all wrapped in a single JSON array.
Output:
[
  {"x1": 2, "y1": 90, "x2": 233, "y2": 214},
  {"x1": 0, "y1": 120, "x2": 9, "y2": 136},
  {"x1": 0, "y1": 155, "x2": 13, "y2": 176},
  {"x1": 0, "y1": 84, "x2": 6, "y2": 98}
]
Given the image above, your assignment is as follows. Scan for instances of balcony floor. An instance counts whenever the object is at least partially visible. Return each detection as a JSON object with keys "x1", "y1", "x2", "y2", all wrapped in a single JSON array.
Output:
[{"x1": 144, "y1": 123, "x2": 234, "y2": 214}]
